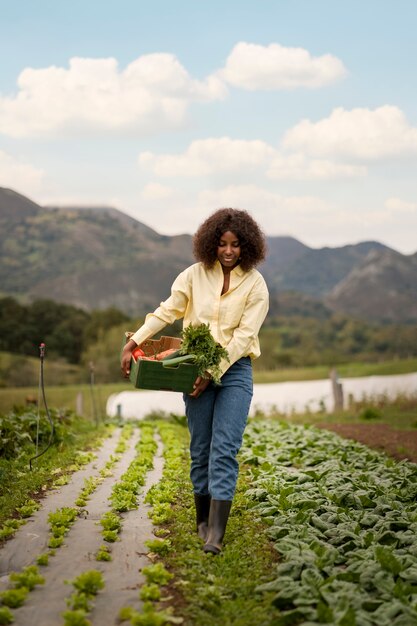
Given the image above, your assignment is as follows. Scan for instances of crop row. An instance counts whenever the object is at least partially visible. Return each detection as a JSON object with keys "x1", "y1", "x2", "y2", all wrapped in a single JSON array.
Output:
[
  {"x1": 241, "y1": 420, "x2": 417, "y2": 626},
  {"x1": 0, "y1": 424, "x2": 161, "y2": 624}
]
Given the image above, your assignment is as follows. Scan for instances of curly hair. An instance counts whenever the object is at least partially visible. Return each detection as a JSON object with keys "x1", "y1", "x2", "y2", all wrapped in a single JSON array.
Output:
[{"x1": 193, "y1": 208, "x2": 266, "y2": 271}]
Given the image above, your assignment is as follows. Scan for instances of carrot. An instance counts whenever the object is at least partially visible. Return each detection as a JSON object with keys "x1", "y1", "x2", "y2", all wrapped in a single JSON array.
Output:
[{"x1": 155, "y1": 348, "x2": 180, "y2": 361}]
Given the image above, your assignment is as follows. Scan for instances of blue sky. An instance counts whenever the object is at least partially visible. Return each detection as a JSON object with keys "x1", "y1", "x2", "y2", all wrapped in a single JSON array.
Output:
[{"x1": 1, "y1": 0, "x2": 416, "y2": 252}]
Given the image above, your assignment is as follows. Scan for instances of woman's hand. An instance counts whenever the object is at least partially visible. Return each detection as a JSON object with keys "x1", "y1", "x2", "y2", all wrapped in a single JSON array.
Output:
[
  {"x1": 121, "y1": 339, "x2": 137, "y2": 378},
  {"x1": 189, "y1": 373, "x2": 211, "y2": 398}
]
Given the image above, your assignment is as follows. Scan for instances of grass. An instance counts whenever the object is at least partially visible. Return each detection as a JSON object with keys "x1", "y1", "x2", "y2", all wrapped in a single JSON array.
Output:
[
  {"x1": 145, "y1": 421, "x2": 281, "y2": 626},
  {"x1": 0, "y1": 382, "x2": 126, "y2": 420},
  {"x1": 253, "y1": 356, "x2": 417, "y2": 383},
  {"x1": 274, "y1": 393, "x2": 417, "y2": 431},
  {"x1": 0, "y1": 351, "x2": 84, "y2": 387}
]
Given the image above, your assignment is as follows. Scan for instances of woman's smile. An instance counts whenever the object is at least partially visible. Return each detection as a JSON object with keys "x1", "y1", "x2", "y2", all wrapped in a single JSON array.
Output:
[{"x1": 217, "y1": 230, "x2": 241, "y2": 269}]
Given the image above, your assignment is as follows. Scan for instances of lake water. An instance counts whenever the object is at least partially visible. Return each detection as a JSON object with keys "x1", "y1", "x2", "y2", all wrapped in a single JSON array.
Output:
[{"x1": 106, "y1": 371, "x2": 417, "y2": 420}]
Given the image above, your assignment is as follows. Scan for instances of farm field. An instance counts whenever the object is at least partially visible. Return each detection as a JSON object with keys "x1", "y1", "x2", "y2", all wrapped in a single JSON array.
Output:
[
  {"x1": 1, "y1": 401, "x2": 417, "y2": 625},
  {"x1": 1, "y1": 356, "x2": 417, "y2": 418}
]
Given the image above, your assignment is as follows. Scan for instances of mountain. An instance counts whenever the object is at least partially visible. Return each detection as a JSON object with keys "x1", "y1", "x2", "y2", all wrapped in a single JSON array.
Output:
[
  {"x1": 0, "y1": 187, "x2": 40, "y2": 219},
  {"x1": 263, "y1": 241, "x2": 392, "y2": 296},
  {"x1": 1, "y1": 187, "x2": 415, "y2": 321},
  {"x1": 0, "y1": 188, "x2": 194, "y2": 315},
  {"x1": 326, "y1": 249, "x2": 417, "y2": 322}
]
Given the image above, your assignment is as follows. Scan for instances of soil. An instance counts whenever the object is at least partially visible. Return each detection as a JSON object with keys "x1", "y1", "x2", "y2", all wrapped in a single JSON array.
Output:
[
  {"x1": 317, "y1": 422, "x2": 417, "y2": 464},
  {"x1": 0, "y1": 427, "x2": 165, "y2": 626}
]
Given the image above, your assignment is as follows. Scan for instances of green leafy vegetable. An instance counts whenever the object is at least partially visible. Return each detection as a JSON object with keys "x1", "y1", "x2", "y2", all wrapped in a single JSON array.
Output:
[
  {"x1": 178, "y1": 323, "x2": 229, "y2": 384},
  {"x1": 0, "y1": 607, "x2": 14, "y2": 625},
  {"x1": 242, "y1": 420, "x2": 417, "y2": 625}
]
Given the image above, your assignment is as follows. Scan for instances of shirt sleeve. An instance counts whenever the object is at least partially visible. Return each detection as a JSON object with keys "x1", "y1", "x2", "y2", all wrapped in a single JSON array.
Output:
[
  {"x1": 216, "y1": 276, "x2": 269, "y2": 377},
  {"x1": 130, "y1": 268, "x2": 190, "y2": 346}
]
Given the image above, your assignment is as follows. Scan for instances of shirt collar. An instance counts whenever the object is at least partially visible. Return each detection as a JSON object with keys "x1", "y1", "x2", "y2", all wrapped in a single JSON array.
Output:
[{"x1": 214, "y1": 259, "x2": 245, "y2": 276}]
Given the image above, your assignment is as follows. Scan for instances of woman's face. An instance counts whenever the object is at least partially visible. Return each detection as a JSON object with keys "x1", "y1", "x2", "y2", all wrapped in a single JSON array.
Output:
[{"x1": 217, "y1": 230, "x2": 241, "y2": 269}]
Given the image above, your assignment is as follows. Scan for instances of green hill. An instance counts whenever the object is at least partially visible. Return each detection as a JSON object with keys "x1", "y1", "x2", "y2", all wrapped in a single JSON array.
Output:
[{"x1": 1, "y1": 187, "x2": 416, "y2": 321}]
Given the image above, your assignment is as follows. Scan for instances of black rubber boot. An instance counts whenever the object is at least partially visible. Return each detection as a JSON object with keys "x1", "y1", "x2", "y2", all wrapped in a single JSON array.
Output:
[
  {"x1": 203, "y1": 499, "x2": 232, "y2": 555},
  {"x1": 194, "y1": 493, "x2": 211, "y2": 541}
]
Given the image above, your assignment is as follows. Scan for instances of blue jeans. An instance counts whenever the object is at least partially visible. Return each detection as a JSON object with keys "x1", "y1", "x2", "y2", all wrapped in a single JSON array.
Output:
[{"x1": 183, "y1": 357, "x2": 253, "y2": 500}]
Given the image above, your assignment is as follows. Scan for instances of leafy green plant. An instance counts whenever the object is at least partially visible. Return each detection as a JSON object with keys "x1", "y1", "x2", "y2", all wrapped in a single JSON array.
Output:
[
  {"x1": 100, "y1": 511, "x2": 121, "y2": 532},
  {"x1": 15, "y1": 499, "x2": 40, "y2": 518},
  {"x1": 48, "y1": 507, "x2": 78, "y2": 536},
  {"x1": 179, "y1": 323, "x2": 229, "y2": 384},
  {"x1": 108, "y1": 423, "x2": 156, "y2": 514},
  {"x1": 242, "y1": 419, "x2": 417, "y2": 625},
  {"x1": 150, "y1": 503, "x2": 173, "y2": 525},
  {"x1": 145, "y1": 539, "x2": 171, "y2": 557},
  {"x1": 360, "y1": 406, "x2": 382, "y2": 420},
  {"x1": 63, "y1": 570, "x2": 104, "y2": 626},
  {"x1": 66, "y1": 592, "x2": 91, "y2": 612},
  {"x1": 61, "y1": 609, "x2": 91, "y2": 626},
  {"x1": 101, "y1": 530, "x2": 119, "y2": 543},
  {"x1": 95, "y1": 544, "x2": 112, "y2": 561},
  {"x1": 118, "y1": 606, "x2": 134, "y2": 622},
  {"x1": 0, "y1": 408, "x2": 108, "y2": 541},
  {"x1": 36, "y1": 553, "x2": 49, "y2": 566},
  {"x1": 0, "y1": 519, "x2": 24, "y2": 541},
  {"x1": 0, "y1": 587, "x2": 29, "y2": 608},
  {"x1": 75, "y1": 476, "x2": 101, "y2": 507},
  {"x1": 139, "y1": 583, "x2": 161, "y2": 602},
  {"x1": 129, "y1": 604, "x2": 183, "y2": 625},
  {"x1": 48, "y1": 536, "x2": 64, "y2": 549},
  {"x1": 70, "y1": 570, "x2": 104, "y2": 596},
  {"x1": 9, "y1": 565, "x2": 44, "y2": 590},
  {"x1": 53, "y1": 475, "x2": 71, "y2": 487},
  {"x1": 142, "y1": 563, "x2": 173, "y2": 586},
  {"x1": 0, "y1": 607, "x2": 14, "y2": 625}
]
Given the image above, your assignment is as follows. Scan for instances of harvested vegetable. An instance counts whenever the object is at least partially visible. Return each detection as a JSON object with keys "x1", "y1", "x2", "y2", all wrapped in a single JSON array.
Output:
[
  {"x1": 155, "y1": 348, "x2": 179, "y2": 361},
  {"x1": 132, "y1": 346, "x2": 145, "y2": 360},
  {"x1": 178, "y1": 323, "x2": 229, "y2": 384}
]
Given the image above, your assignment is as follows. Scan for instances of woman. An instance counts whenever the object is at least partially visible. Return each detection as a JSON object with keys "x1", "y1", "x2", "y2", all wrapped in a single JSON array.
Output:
[{"x1": 121, "y1": 208, "x2": 269, "y2": 554}]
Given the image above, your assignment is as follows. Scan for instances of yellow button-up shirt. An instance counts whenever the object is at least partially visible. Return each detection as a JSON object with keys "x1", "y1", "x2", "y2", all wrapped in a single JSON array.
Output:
[{"x1": 131, "y1": 261, "x2": 269, "y2": 377}]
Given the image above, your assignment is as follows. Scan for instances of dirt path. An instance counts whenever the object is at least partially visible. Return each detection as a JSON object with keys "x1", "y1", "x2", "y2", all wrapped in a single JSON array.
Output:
[
  {"x1": 317, "y1": 423, "x2": 417, "y2": 463},
  {"x1": 0, "y1": 426, "x2": 165, "y2": 626}
]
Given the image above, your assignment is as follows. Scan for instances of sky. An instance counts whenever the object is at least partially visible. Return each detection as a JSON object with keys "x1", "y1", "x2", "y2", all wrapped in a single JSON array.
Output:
[{"x1": 0, "y1": 0, "x2": 416, "y2": 253}]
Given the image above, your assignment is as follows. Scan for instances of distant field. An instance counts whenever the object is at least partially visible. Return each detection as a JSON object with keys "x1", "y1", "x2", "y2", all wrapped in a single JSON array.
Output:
[
  {"x1": 0, "y1": 382, "x2": 128, "y2": 419},
  {"x1": 253, "y1": 357, "x2": 417, "y2": 383},
  {"x1": 1, "y1": 357, "x2": 416, "y2": 417}
]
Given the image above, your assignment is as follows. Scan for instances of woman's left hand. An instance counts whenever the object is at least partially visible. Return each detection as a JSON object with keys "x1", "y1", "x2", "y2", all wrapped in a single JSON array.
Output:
[{"x1": 189, "y1": 374, "x2": 211, "y2": 398}]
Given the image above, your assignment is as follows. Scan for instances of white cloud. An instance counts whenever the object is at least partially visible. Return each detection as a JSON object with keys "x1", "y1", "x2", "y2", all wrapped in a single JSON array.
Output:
[
  {"x1": 0, "y1": 55, "x2": 226, "y2": 138},
  {"x1": 267, "y1": 153, "x2": 366, "y2": 179},
  {"x1": 197, "y1": 184, "x2": 330, "y2": 216},
  {"x1": 0, "y1": 42, "x2": 347, "y2": 138},
  {"x1": 0, "y1": 150, "x2": 44, "y2": 193},
  {"x1": 141, "y1": 182, "x2": 177, "y2": 200},
  {"x1": 218, "y1": 42, "x2": 346, "y2": 90},
  {"x1": 139, "y1": 137, "x2": 276, "y2": 176},
  {"x1": 385, "y1": 197, "x2": 417, "y2": 213},
  {"x1": 282, "y1": 105, "x2": 417, "y2": 159},
  {"x1": 139, "y1": 137, "x2": 365, "y2": 181}
]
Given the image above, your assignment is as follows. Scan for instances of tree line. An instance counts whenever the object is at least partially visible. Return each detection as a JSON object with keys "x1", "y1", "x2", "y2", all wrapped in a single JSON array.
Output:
[
  {"x1": 0, "y1": 297, "x2": 130, "y2": 364},
  {"x1": 1, "y1": 297, "x2": 417, "y2": 376}
]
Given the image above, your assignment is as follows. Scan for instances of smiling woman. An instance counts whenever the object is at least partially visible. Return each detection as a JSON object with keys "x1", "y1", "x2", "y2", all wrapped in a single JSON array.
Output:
[{"x1": 120, "y1": 207, "x2": 269, "y2": 555}]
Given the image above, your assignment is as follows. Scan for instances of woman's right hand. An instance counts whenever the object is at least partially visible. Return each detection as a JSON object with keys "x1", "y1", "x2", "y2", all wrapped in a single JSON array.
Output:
[
  {"x1": 189, "y1": 373, "x2": 211, "y2": 398},
  {"x1": 121, "y1": 339, "x2": 137, "y2": 378}
]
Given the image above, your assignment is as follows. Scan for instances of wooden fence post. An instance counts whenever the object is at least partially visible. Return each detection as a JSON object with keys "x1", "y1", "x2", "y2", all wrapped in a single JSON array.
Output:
[
  {"x1": 330, "y1": 368, "x2": 344, "y2": 412},
  {"x1": 76, "y1": 392, "x2": 83, "y2": 416}
]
